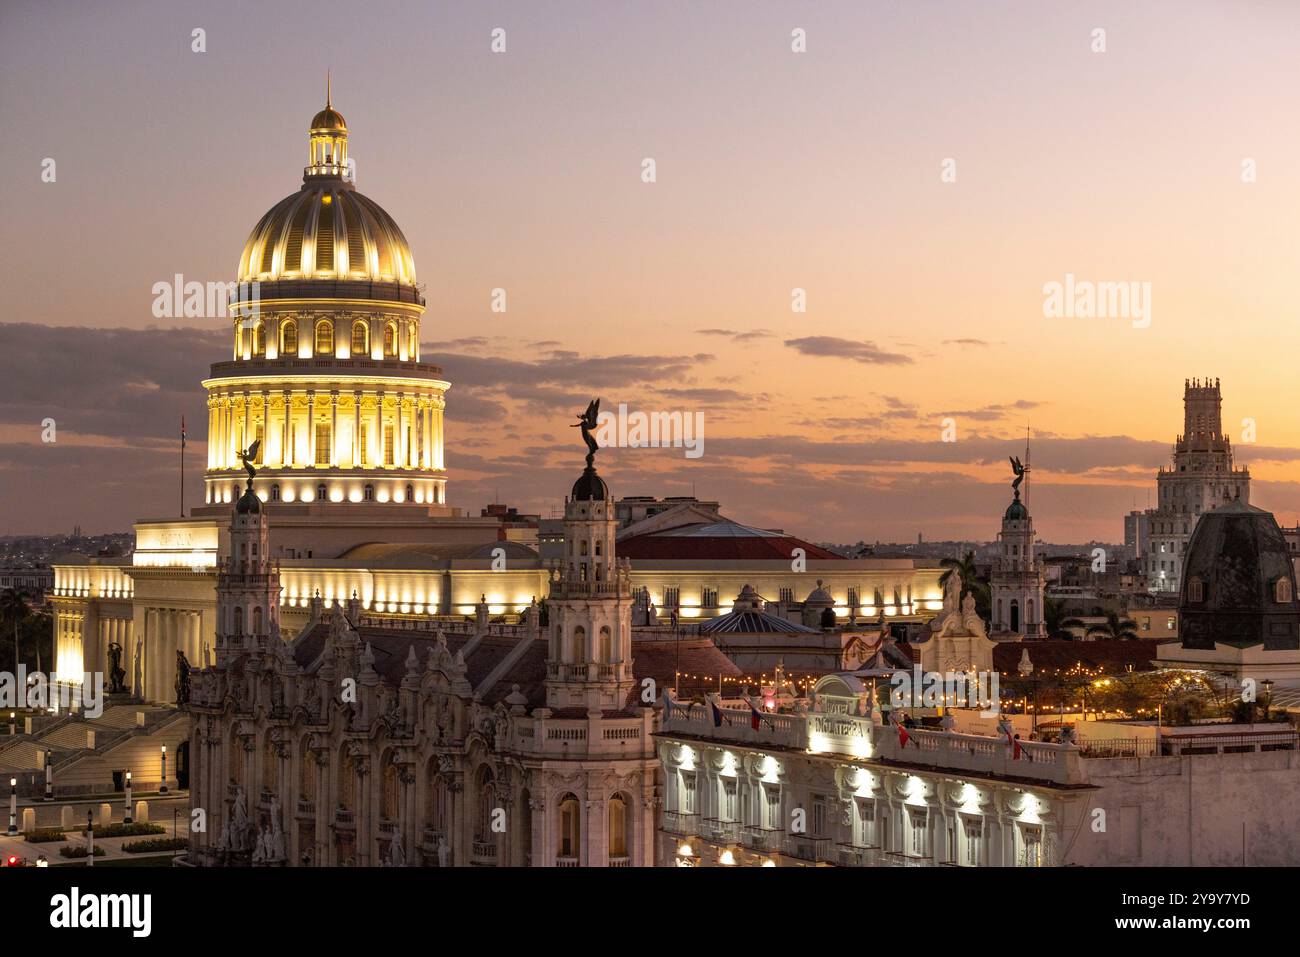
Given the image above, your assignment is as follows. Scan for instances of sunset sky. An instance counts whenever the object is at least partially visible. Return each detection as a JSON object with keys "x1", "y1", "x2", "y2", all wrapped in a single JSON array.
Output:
[{"x1": 3, "y1": 0, "x2": 1300, "y2": 541}]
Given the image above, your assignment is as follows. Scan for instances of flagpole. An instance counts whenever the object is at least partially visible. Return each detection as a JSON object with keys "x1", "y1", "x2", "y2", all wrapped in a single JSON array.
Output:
[{"x1": 180, "y1": 416, "x2": 186, "y2": 518}]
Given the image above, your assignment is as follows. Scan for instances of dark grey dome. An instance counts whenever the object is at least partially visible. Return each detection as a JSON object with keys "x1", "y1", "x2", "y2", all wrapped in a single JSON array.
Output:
[
  {"x1": 570, "y1": 466, "x2": 608, "y2": 502},
  {"x1": 235, "y1": 483, "x2": 262, "y2": 514},
  {"x1": 1179, "y1": 501, "x2": 1300, "y2": 651},
  {"x1": 1004, "y1": 493, "x2": 1028, "y2": 521}
]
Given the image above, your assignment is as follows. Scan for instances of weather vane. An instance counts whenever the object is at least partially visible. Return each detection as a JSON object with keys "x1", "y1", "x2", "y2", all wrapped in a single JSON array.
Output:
[{"x1": 571, "y1": 398, "x2": 600, "y2": 468}]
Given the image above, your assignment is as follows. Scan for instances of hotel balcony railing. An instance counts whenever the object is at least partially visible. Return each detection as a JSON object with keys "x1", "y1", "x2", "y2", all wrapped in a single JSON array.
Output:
[
  {"x1": 378, "y1": 819, "x2": 398, "y2": 835},
  {"x1": 740, "y1": 825, "x2": 784, "y2": 853},
  {"x1": 836, "y1": 843, "x2": 881, "y2": 868},
  {"x1": 295, "y1": 798, "x2": 315, "y2": 816},
  {"x1": 556, "y1": 856, "x2": 580, "y2": 867},
  {"x1": 548, "y1": 579, "x2": 630, "y2": 600},
  {"x1": 882, "y1": 851, "x2": 933, "y2": 867},
  {"x1": 662, "y1": 693, "x2": 1086, "y2": 784},
  {"x1": 783, "y1": 835, "x2": 834, "y2": 863},
  {"x1": 471, "y1": 840, "x2": 498, "y2": 865},
  {"x1": 333, "y1": 808, "x2": 355, "y2": 828},
  {"x1": 700, "y1": 818, "x2": 740, "y2": 845},
  {"x1": 609, "y1": 856, "x2": 631, "y2": 867},
  {"x1": 661, "y1": 811, "x2": 700, "y2": 836}
]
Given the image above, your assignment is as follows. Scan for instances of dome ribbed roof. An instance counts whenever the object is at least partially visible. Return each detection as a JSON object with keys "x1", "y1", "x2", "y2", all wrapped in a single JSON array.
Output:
[
  {"x1": 237, "y1": 186, "x2": 416, "y2": 286},
  {"x1": 310, "y1": 106, "x2": 347, "y2": 131},
  {"x1": 1179, "y1": 501, "x2": 1300, "y2": 651},
  {"x1": 1004, "y1": 494, "x2": 1028, "y2": 521}
]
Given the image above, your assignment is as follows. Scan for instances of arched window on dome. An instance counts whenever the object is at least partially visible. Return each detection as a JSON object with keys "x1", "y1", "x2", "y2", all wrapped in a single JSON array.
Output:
[
  {"x1": 252, "y1": 321, "x2": 266, "y2": 357},
  {"x1": 281, "y1": 319, "x2": 298, "y2": 356},
  {"x1": 1187, "y1": 577, "x2": 1204, "y2": 603},
  {"x1": 383, "y1": 321, "x2": 397, "y2": 357},
  {"x1": 408, "y1": 323, "x2": 418, "y2": 359},
  {"x1": 315, "y1": 320, "x2": 334, "y2": 355},
  {"x1": 1275, "y1": 578, "x2": 1292, "y2": 604},
  {"x1": 351, "y1": 320, "x2": 368, "y2": 357}
]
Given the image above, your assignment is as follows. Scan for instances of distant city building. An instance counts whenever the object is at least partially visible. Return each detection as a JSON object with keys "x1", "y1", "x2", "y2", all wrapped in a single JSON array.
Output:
[
  {"x1": 1143, "y1": 378, "x2": 1250, "y2": 594},
  {"x1": 1124, "y1": 509, "x2": 1150, "y2": 558}
]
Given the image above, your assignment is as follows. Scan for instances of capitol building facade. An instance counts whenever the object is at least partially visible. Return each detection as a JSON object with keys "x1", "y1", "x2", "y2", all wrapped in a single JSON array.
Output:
[{"x1": 36, "y1": 90, "x2": 946, "y2": 863}]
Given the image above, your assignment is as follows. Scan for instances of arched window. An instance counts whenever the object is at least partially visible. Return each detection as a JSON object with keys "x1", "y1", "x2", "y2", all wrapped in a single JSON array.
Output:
[
  {"x1": 252, "y1": 321, "x2": 266, "y2": 356},
  {"x1": 252, "y1": 606, "x2": 263, "y2": 635},
  {"x1": 315, "y1": 320, "x2": 334, "y2": 355},
  {"x1": 475, "y1": 766, "x2": 496, "y2": 843},
  {"x1": 1275, "y1": 578, "x2": 1292, "y2": 604},
  {"x1": 608, "y1": 795, "x2": 629, "y2": 859},
  {"x1": 405, "y1": 483, "x2": 414, "y2": 502},
  {"x1": 569, "y1": 626, "x2": 586, "y2": 664},
  {"x1": 270, "y1": 484, "x2": 280, "y2": 502},
  {"x1": 280, "y1": 319, "x2": 298, "y2": 355},
  {"x1": 558, "y1": 794, "x2": 581, "y2": 861},
  {"x1": 1009, "y1": 600, "x2": 1020, "y2": 633},
  {"x1": 363, "y1": 484, "x2": 374, "y2": 502},
  {"x1": 384, "y1": 321, "x2": 398, "y2": 357},
  {"x1": 233, "y1": 607, "x2": 244, "y2": 636},
  {"x1": 352, "y1": 320, "x2": 369, "y2": 356},
  {"x1": 598, "y1": 626, "x2": 612, "y2": 662},
  {"x1": 316, "y1": 483, "x2": 328, "y2": 501},
  {"x1": 1188, "y1": 577, "x2": 1204, "y2": 603},
  {"x1": 408, "y1": 323, "x2": 418, "y2": 358}
]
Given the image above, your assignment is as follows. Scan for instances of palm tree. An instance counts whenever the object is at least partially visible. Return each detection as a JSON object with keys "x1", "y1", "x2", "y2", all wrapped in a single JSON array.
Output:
[
  {"x1": 0, "y1": 588, "x2": 31, "y2": 671},
  {"x1": 1044, "y1": 598, "x2": 1081, "y2": 640},
  {"x1": 938, "y1": 551, "x2": 990, "y2": 620},
  {"x1": 1084, "y1": 609, "x2": 1140, "y2": 641}
]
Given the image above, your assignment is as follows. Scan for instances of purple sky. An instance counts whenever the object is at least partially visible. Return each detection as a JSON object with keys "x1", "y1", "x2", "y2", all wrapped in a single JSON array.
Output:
[{"x1": 3, "y1": 0, "x2": 1300, "y2": 540}]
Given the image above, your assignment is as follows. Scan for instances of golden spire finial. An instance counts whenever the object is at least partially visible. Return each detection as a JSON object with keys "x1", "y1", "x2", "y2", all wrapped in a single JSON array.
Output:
[{"x1": 326, "y1": 69, "x2": 332, "y2": 109}]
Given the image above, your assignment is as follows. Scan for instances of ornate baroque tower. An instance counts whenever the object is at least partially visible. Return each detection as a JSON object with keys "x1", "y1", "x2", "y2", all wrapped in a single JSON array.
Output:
[
  {"x1": 1145, "y1": 378, "x2": 1251, "y2": 593},
  {"x1": 204, "y1": 91, "x2": 450, "y2": 511},
  {"x1": 544, "y1": 435, "x2": 635, "y2": 712},
  {"x1": 215, "y1": 477, "x2": 282, "y2": 666},
  {"x1": 990, "y1": 472, "x2": 1045, "y2": 639}
]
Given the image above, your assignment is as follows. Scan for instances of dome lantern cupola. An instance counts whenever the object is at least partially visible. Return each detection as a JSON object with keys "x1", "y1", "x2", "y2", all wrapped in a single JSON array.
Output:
[{"x1": 306, "y1": 73, "x2": 349, "y2": 181}]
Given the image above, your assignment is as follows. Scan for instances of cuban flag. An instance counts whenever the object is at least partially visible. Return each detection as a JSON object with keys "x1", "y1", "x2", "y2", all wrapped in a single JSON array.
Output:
[
  {"x1": 181, "y1": 415, "x2": 187, "y2": 449},
  {"x1": 709, "y1": 697, "x2": 724, "y2": 728},
  {"x1": 750, "y1": 702, "x2": 766, "y2": 731}
]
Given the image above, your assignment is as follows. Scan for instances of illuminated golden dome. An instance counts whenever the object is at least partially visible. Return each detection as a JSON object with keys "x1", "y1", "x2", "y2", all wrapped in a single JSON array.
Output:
[
  {"x1": 236, "y1": 90, "x2": 417, "y2": 289},
  {"x1": 310, "y1": 106, "x2": 347, "y2": 132},
  {"x1": 238, "y1": 186, "x2": 417, "y2": 286}
]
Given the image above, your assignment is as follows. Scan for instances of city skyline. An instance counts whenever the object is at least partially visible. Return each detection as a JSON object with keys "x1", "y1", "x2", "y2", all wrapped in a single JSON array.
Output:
[{"x1": 5, "y1": 0, "x2": 1300, "y2": 540}]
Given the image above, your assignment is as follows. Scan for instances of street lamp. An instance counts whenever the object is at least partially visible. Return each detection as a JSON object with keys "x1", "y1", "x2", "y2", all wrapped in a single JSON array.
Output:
[
  {"x1": 43, "y1": 749, "x2": 52, "y2": 801},
  {"x1": 159, "y1": 745, "x2": 168, "y2": 794},
  {"x1": 7, "y1": 712, "x2": 13, "y2": 736},
  {"x1": 6, "y1": 778, "x2": 16, "y2": 835},
  {"x1": 124, "y1": 771, "x2": 133, "y2": 824},
  {"x1": 86, "y1": 810, "x2": 93, "y2": 867}
]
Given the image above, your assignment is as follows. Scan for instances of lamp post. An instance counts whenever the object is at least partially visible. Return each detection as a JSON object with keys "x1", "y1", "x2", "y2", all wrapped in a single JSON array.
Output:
[
  {"x1": 7, "y1": 712, "x2": 13, "y2": 736},
  {"x1": 124, "y1": 771, "x2": 133, "y2": 824},
  {"x1": 86, "y1": 810, "x2": 93, "y2": 867},
  {"x1": 6, "y1": 778, "x2": 16, "y2": 835},
  {"x1": 159, "y1": 745, "x2": 168, "y2": 794},
  {"x1": 43, "y1": 750, "x2": 52, "y2": 801}
]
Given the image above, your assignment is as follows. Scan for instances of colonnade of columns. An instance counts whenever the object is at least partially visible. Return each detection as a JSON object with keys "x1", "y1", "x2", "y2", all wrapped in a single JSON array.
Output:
[
  {"x1": 137, "y1": 608, "x2": 204, "y2": 705},
  {"x1": 207, "y1": 390, "x2": 444, "y2": 474}
]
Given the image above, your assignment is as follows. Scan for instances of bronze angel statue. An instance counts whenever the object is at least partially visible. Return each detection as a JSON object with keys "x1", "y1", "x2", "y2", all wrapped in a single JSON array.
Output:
[
  {"x1": 1009, "y1": 455, "x2": 1027, "y2": 494},
  {"x1": 571, "y1": 398, "x2": 600, "y2": 467},
  {"x1": 238, "y1": 438, "x2": 261, "y2": 482}
]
